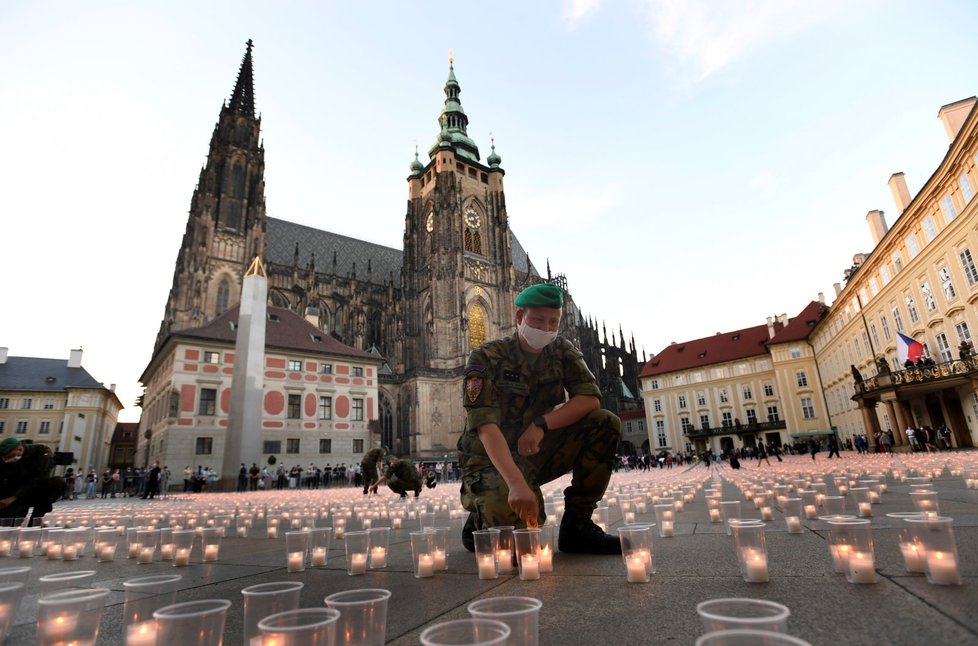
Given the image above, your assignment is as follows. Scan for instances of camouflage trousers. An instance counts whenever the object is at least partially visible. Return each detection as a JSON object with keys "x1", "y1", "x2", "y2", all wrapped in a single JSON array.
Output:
[
  {"x1": 459, "y1": 409, "x2": 621, "y2": 530},
  {"x1": 388, "y1": 475, "x2": 422, "y2": 497}
]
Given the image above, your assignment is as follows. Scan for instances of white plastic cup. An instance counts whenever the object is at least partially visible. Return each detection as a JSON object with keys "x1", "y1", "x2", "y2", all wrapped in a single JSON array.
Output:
[
  {"x1": 697, "y1": 598, "x2": 790, "y2": 633},
  {"x1": 324, "y1": 588, "x2": 392, "y2": 646},
  {"x1": 420, "y1": 618, "x2": 511, "y2": 646},
  {"x1": 468, "y1": 596, "x2": 542, "y2": 646}
]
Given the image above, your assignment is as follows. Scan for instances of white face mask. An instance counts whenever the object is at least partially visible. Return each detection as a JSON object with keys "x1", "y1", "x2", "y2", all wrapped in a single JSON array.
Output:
[
  {"x1": 519, "y1": 321, "x2": 558, "y2": 350},
  {"x1": 3, "y1": 456, "x2": 21, "y2": 464}
]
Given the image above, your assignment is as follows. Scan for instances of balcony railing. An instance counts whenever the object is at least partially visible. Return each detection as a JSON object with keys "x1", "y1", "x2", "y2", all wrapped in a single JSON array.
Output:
[
  {"x1": 683, "y1": 419, "x2": 787, "y2": 439},
  {"x1": 855, "y1": 357, "x2": 978, "y2": 395}
]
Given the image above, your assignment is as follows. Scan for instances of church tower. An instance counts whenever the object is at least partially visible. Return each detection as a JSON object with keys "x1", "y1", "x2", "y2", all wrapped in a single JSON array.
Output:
[
  {"x1": 156, "y1": 40, "x2": 267, "y2": 350},
  {"x1": 401, "y1": 60, "x2": 516, "y2": 373}
]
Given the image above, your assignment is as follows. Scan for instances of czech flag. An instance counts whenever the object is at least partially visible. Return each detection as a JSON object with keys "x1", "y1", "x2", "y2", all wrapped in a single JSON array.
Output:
[{"x1": 897, "y1": 332, "x2": 925, "y2": 365}]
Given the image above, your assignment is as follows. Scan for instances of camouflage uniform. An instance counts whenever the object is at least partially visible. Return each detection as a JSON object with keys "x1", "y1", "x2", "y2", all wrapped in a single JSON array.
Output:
[
  {"x1": 458, "y1": 333, "x2": 621, "y2": 530},
  {"x1": 384, "y1": 459, "x2": 422, "y2": 497},
  {"x1": 0, "y1": 444, "x2": 64, "y2": 521},
  {"x1": 360, "y1": 448, "x2": 385, "y2": 493}
]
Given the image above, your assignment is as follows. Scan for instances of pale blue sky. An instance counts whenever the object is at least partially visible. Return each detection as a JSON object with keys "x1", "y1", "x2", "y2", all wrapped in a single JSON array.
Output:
[{"x1": 2, "y1": 1, "x2": 977, "y2": 421}]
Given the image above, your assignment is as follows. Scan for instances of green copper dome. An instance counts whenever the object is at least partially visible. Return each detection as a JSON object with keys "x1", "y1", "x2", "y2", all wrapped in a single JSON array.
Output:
[{"x1": 428, "y1": 63, "x2": 481, "y2": 163}]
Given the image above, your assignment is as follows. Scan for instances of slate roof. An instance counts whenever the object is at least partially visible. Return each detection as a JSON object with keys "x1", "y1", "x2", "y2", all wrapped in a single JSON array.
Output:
[
  {"x1": 0, "y1": 357, "x2": 105, "y2": 391},
  {"x1": 640, "y1": 301, "x2": 825, "y2": 378},
  {"x1": 265, "y1": 217, "x2": 539, "y2": 283},
  {"x1": 173, "y1": 305, "x2": 380, "y2": 361}
]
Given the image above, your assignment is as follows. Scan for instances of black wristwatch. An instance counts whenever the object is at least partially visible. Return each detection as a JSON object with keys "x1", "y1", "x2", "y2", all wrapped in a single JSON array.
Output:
[{"x1": 534, "y1": 415, "x2": 548, "y2": 432}]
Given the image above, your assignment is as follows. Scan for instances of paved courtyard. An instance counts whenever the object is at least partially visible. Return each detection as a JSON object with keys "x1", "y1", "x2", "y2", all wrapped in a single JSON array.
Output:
[{"x1": 4, "y1": 453, "x2": 977, "y2": 645}]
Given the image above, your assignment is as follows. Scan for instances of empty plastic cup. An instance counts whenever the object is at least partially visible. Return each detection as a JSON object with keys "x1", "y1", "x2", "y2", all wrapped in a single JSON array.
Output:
[
  {"x1": 420, "y1": 618, "x2": 511, "y2": 646},
  {"x1": 468, "y1": 596, "x2": 542, "y2": 646},
  {"x1": 697, "y1": 598, "x2": 790, "y2": 633},
  {"x1": 324, "y1": 588, "x2": 392, "y2": 646}
]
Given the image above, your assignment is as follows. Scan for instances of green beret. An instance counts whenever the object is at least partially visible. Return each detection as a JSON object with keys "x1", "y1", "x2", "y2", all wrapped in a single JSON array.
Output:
[
  {"x1": 515, "y1": 283, "x2": 563, "y2": 309},
  {"x1": 0, "y1": 438, "x2": 21, "y2": 456}
]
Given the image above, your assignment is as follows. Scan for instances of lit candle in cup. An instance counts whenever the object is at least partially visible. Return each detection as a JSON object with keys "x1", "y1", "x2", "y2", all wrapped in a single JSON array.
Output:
[
  {"x1": 203, "y1": 544, "x2": 219, "y2": 561},
  {"x1": 848, "y1": 551, "x2": 876, "y2": 583},
  {"x1": 858, "y1": 502, "x2": 872, "y2": 518},
  {"x1": 47, "y1": 544, "x2": 62, "y2": 560},
  {"x1": 638, "y1": 548, "x2": 653, "y2": 574},
  {"x1": 478, "y1": 554, "x2": 496, "y2": 579},
  {"x1": 416, "y1": 553, "x2": 434, "y2": 578},
  {"x1": 370, "y1": 546, "x2": 387, "y2": 569},
  {"x1": 786, "y1": 516, "x2": 802, "y2": 533},
  {"x1": 99, "y1": 544, "x2": 116, "y2": 561},
  {"x1": 661, "y1": 521, "x2": 674, "y2": 537},
  {"x1": 41, "y1": 613, "x2": 79, "y2": 641},
  {"x1": 311, "y1": 547, "x2": 327, "y2": 567},
  {"x1": 538, "y1": 544, "x2": 553, "y2": 572},
  {"x1": 0, "y1": 541, "x2": 11, "y2": 557},
  {"x1": 760, "y1": 506, "x2": 774, "y2": 521},
  {"x1": 128, "y1": 543, "x2": 141, "y2": 559},
  {"x1": 926, "y1": 550, "x2": 961, "y2": 585},
  {"x1": 520, "y1": 553, "x2": 540, "y2": 580},
  {"x1": 496, "y1": 548, "x2": 514, "y2": 573},
  {"x1": 432, "y1": 548, "x2": 447, "y2": 571},
  {"x1": 626, "y1": 555, "x2": 647, "y2": 583},
  {"x1": 743, "y1": 549, "x2": 769, "y2": 582},
  {"x1": 334, "y1": 526, "x2": 345, "y2": 540},
  {"x1": 174, "y1": 547, "x2": 190, "y2": 567},
  {"x1": 62, "y1": 544, "x2": 78, "y2": 561},
  {"x1": 138, "y1": 547, "x2": 154, "y2": 564},
  {"x1": 160, "y1": 544, "x2": 174, "y2": 560},
  {"x1": 624, "y1": 511, "x2": 635, "y2": 524},
  {"x1": 237, "y1": 526, "x2": 247, "y2": 538},
  {"x1": 392, "y1": 517, "x2": 402, "y2": 529},
  {"x1": 830, "y1": 544, "x2": 850, "y2": 572},
  {"x1": 267, "y1": 526, "x2": 279, "y2": 539},
  {"x1": 709, "y1": 509, "x2": 721, "y2": 523},
  {"x1": 349, "y1": 552, "x2": 368, "y2": 575},
  {"x1": 804, "y1": 505, "x2": 817, "y2": 519},
  {"x1": 899, "y1": 543, "x2": 926, "y2": 572},
  {"x1": 287, "y1": 551, "x2": 304, "y2": 572},
  {"x1": 126, "y1": 620, "x2": 157, "y2": 646}
]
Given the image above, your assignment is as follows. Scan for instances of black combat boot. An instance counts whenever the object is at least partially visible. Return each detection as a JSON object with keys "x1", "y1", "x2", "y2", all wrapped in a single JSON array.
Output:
[
  {"x1": 558, "y1": 511, "x2": 622, "y2": 554},
  {"x1": 462, "y1": 512, "x2": 477, "y2": 552}
]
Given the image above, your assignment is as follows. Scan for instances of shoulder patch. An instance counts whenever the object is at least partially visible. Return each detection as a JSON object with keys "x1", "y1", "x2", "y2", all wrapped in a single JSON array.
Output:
[{"x1": 465, "y1": 375, "x2": 484, "y2": 402}]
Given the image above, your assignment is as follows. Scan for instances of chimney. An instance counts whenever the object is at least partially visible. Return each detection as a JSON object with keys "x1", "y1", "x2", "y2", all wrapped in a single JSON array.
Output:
[
  {"x1": 865, "y1": 210, "x2": 888, "y2": 246},
  {"x1": 109, "y1": 384, "x2": 116, "y2": 392},
  {"x1": 0, "y1": 347, "x2": 7, "y2": 365},
  {"x1": 937, "y1": 97, "x2": 977, "y2": 142},
  {"x1": 67, "y1": 348, "x2": 83, "y2": 368},
  {"x1": 818, "y1": 292, "x2": 825, "y2": 305},
  {"x1": 833, "y1": 282, "x2": 842, "y2": 297},
  {"x1": 778, "y1": 313, "x2": 789, "y2": 327},
  {"x1": 766, "y1": 316, "x2": 775, "y2": 339},
  {"x1": 888, "y1": 173, "x2": 912, "y2": 214}
]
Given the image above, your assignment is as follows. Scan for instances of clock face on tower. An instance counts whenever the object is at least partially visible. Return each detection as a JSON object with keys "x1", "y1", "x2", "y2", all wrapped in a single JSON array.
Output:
[
  {"x1": 425, "y1": 211, "x2": 434, "y2": 233},
  {"x1": 464, "y1": 207, "x2": 480, "y2": 229}
]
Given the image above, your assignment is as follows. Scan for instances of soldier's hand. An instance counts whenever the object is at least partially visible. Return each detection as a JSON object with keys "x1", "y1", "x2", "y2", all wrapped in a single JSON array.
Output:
[
  {"x1": 507, "y1": 481, "x2": 539, "y2": 522},
  {"x1": 517, "y1": 425, "x2": 544, "y2": 456}
]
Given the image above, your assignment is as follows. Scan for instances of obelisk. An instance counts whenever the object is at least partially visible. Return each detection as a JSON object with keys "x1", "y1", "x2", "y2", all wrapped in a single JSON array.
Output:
[{"x1": 222, "y1": 256, "x2": 267, "y2": 491}]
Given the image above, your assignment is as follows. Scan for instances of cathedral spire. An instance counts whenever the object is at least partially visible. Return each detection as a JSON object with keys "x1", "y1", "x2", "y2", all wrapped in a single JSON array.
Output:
[
  {"x1": 228, "y1": 39, "x2": 256, "y2": 117},
  {"x1": 428, "y1": 57, "x2": 481, "y2": 162}
]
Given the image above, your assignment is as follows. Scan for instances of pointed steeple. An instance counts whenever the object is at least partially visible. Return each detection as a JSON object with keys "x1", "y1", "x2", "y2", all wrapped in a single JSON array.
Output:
[
  {"x1": 228, "y1": 39, "x2": 256, "y2": 117},
  {"x1": 428, "y1": 56, "x2": 481, "y2": 162}
]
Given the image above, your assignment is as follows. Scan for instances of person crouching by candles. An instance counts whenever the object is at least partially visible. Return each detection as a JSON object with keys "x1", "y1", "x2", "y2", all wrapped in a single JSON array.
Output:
[
  {"x1": 379, "y1": 457, "x2": 423, "y2": 498},
  {"x1": 360, "y1": 446, "x2": 387, "y2": 495},
  {"x1": 0, "y1": 438, "x2": 65, "y2": 526},
  {"x1": 459, "y1": 284, "x2": 623, "y2": 555}
]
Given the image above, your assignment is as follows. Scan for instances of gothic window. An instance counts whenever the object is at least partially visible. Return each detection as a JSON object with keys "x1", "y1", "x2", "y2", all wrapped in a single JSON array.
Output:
[
  {"x1": 379, "y1": 396, "x2": 394, "y2": 450},
  {"x1": 464, "y1": 229, "x2": 483, "y2": 255},
  {"x1": 226, "y1": 202, "x2": 241, "y2": 230},
  {"x1": 367, "y1": 312, "x2": 382, "y2": 349},
  {"x1": 216, "y1": 279, "x2": 230, "y2": 315},
  {"x1": 231, "y1": 163, "x2": 245, "y2": 198},
  {"x1": 468, "y1": 303, "x2": 487, "y2": 349}
]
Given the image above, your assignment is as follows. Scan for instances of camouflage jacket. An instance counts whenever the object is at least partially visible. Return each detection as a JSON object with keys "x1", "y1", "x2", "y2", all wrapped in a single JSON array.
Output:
[{"x1": 458, "y1": 333, "x2": 601, "y2": 459}]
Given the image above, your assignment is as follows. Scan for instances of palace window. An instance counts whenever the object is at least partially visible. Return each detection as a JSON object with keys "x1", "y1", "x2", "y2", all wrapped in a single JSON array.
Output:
[
  {"x1": 677, "y1": 395, "x2": 687, "y2": 409},
  {"x1": 195, "y1": 437, "x2": 213, "y2": 455},
  {"x1": 353, "y1": 439, "x2": 364, "y2": 453},
  {"x1": 287, "y1": 394, "x2": 301, "y2": 419},
  {"x1": 680, "y1": 417, "x2": 692, "y2": 433},
  {"x1": 352, "y1": 398, "x2": 364, "y2": 421},
  {"x1": 871, "y1": 324, "x2": 880, "y2": 349},
  {"x1": 905, "y1": 294, "x2": 919, "y2": 323},
  {"x1": 203, "y1": 351, "x2": 220, "y2": 364},
  {"x1": 653, "y1": 399, "x2": 661, "y2": 412},
  {"x1": 790, "y1": 346, "x2": 801, "y2": 359},
  {"x1": 352, "y1": 367, "x2": 364, "y2": 377},
  {"x1": 935, "y1": 333, "x2": 952, "y2": 362},
  {"x1": 15, "y1": 421, "x2": 27, "y2": 435},
  {"x1": 920, "y1": 281, "x2": 936, "y2": 312},
  {"x1": 649, "y1": 379, "x2": 659, "y2": 390},
  {"x1": 922, "y1": 216, "x2": 938, "y2": 242},
  {"x1": 721, "y1": 412, "x2": 733, "y2": 428},
  {"x1": 766, "y1": 406, "x2": 780, "y2": 422},
  {"x1": 960, "y1": 175, "x2": 974, "y2": 203},
  {"x1": 961, "y1": 248, "x2": 978, "y2": 286},
  {"x1": 321, "y1": 363, "x2": 333, "y2": 375},
  {"x1": 939, "y1": 265, "x2": 956, "y2": 300},
  {"x1": 796, "y1": 371, "x2": 808, "y2": 388},
  {"x1": 319, "y1": 396, "x2": 332, "y2": 420},
  {"x1": 699, "y1": 414, "x2": 710, "y2": 429},
  {"x1": 941, "y1": 194, "x2": 958, "y2": 222},
  {"x1": 319, "y1": 439, "x2": 332, "y2": 454},
  {"x1": 0, "y1": 399, "x2": 7, "y2": 409},
  {"x1": 906, "y1": 234, "x2": 920, "y2": 259},
  {"x1": 719, "y1": 389, "x2": 728, "y2": 403},
  {"x1": 955, "y1": 322, "x2": 973, "y2": 349},
  {"x1": 287, "y1": 360, "x2": 302, "y2": 372},
  {"x1": 880, "y1": 315, "x2": 891, "y2": 341},
  {"x1": 763, "y1": 383, "x2": 774, "y2": 397},
  {"x1": 21, "y1": 399, "x2": 31, "y2": 410},
  {"x1": 746, "y1": 409, "x2": 758, "y2": 425},
  {"x1": 892, "y1": 251, "x2": 903, "y2": 273},
  {"x1": 801, "y1": 397, "x2": 816, "y2": 419},
  {"x1": 881, "y1": 264, "x2": 891, "y2": 285},
  {"x1": 742, "y1": 386, "x2": 753, "y2": 400},
  {"x1": 286, "y1": 439, "x2": 300, "y2": 454},
  {"x1": 656, "y1": 420, "x2": 668, "y2": 447},
  {"x1": 696, "y1": 392, "x2": 706, "y2": 406},
  {"x1": 198, "y1": 388, "x2": 216, "y2": 416},
  {"x1": 263, "y1": 441, "x2": 281, "y2": 454}
]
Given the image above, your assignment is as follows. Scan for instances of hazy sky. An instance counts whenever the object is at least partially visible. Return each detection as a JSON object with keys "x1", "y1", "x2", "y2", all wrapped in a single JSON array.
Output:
[{"x1": 3, "y1": 1, "x2": 977, "y2": 422}]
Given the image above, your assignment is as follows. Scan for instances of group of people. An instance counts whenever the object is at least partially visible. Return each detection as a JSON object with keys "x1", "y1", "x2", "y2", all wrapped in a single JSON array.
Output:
[{"x1": 905, "y1": 424, "x2": 955, "y2": 452}]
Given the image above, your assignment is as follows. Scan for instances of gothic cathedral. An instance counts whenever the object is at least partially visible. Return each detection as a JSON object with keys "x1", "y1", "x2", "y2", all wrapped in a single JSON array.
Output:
[{"x1": 153, "y1": 42, "x2": 643, "y2": 459}]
